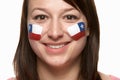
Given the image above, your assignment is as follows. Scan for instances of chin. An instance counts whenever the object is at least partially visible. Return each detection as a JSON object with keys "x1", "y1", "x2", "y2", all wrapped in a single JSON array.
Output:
[{"x1": 43, "y1": 55, "x2": 71, "y2": 68}]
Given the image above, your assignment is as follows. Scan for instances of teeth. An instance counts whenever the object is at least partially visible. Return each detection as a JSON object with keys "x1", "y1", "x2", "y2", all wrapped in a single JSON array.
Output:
[{"x1": 48, "y1": 44, "x2": 65, "y2": 49}]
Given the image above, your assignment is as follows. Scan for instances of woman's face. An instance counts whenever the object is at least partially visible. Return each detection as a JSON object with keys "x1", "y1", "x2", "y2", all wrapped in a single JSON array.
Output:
[{"x1": 28, "y1": 0, "x2": 89, "y2": 67}]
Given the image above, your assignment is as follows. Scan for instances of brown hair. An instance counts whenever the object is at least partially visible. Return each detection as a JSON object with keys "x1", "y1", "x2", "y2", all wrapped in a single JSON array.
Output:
[
  {"x1": 63, "y1": 0, "x2": 101, "y2": 80},
  {"x1": 13, "y1": 0, "x2": 101, "y2": 80}
]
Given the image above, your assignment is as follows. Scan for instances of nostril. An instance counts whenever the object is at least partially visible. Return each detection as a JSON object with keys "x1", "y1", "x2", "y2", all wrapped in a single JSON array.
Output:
[
  {"x1": 48, "y1": 34, "x2": 63, "y2": 41},
  {"x1": 47, "y1": 29, "x2": 64, "y2": 41}
]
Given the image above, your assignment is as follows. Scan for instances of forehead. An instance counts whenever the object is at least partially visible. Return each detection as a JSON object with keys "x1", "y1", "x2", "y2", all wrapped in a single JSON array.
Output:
[{"x1": 28, "y1": 0, "x2": 76, "y2": 12}]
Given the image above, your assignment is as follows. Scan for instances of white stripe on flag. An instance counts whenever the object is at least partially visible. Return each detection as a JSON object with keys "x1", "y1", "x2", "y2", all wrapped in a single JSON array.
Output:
[
  {"x1": 32, "y1": 24, "x2": 43, "y2": 34},
  {"x1": 67, "y1": 23, "x2": 80, "y2": 36}
]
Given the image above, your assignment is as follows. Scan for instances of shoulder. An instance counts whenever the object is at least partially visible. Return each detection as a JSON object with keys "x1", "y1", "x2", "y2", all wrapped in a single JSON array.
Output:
[
  {"x1": 109, "y1": 75, "x2": 120, "y2": 80},
  {"x1": 99, "y1": 72, "x2": 120, "y2": 80},
  {"x1": 7, "y1": 77, "x2": 16, "y2": 80},
  {"x1": 99, "y1": 72, "x2": 111, "y2": 80}
]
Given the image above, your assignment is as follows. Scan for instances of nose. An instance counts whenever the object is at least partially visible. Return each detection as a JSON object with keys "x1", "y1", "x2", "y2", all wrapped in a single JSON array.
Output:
[{"x1": 47, "y1": 21, "x2": 64, "y2": 41}]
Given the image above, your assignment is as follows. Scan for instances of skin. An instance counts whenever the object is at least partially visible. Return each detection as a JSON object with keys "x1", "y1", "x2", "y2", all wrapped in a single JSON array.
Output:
[
  {"x1": 8, "y1": 0, "x2": 116, "y2": 80},
  {"x1": 99, "y1": 72, "x2": 111, "y2": 80},
  {"x1": 27, "y1": 0, "x2": 89, "y2": 80}
]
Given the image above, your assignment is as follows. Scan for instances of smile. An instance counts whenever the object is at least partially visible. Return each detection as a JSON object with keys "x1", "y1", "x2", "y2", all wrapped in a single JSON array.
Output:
[
  {"x1": 44, "y1": 42, "x2": 70, "y2": 49},
  {"x1": 43, "y1": 42, "x2": 71, "y2": 54},
  {"x1": 47, "y1": 44, "x2": 65, "y2": 49}
]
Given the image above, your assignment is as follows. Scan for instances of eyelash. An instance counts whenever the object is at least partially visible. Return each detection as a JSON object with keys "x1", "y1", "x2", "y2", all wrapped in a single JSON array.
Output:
[
  {"x1": 33, "y1": 14, "x2": 79, "y2": 23},
  {"x1": 63, "y1": 15, "x2": 79, "y2": 20},
  {"x1": 33, "y1": 15, "x2": 48, "y2": 21}
]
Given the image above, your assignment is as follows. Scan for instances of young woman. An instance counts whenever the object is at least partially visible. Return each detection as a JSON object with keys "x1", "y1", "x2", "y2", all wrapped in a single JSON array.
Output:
[{"x1": 8, "y1": 0, "x2": 120, "y2": 80}]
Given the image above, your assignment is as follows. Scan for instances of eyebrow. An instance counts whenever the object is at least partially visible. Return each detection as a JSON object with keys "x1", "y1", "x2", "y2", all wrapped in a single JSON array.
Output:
[
  {"x1": 32, "y1": 8, "x2": 47, "y2": 13},
  {"x1": 31, "y1": 7, "x2": 78, "y2": 14}
]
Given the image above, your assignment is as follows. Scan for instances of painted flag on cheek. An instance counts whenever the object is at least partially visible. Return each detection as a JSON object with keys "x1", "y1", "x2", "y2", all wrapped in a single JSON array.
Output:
[
  {"x1": 67, "y1": 22, "x2": 85, "y2": 40},
  {"x1": 28, "y1": 24, "x2": 43, "y2": 40}
]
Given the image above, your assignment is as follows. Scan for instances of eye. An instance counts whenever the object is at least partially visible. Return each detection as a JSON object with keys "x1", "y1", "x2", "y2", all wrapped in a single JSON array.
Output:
[
  {"x1": 33, "y1": 14, "x2": 48, "y2": 22},
  {"x1": 64, "y1": 15, "x2": 78, "y2": 20},
  {"x1": 63, "y1": 15, "x2": 79, "y2": 22}
]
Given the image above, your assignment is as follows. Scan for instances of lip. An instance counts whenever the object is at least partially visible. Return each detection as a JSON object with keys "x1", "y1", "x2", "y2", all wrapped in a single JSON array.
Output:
[{"x1": 43, "y1": 41, "x2": 71, "y2": 54}]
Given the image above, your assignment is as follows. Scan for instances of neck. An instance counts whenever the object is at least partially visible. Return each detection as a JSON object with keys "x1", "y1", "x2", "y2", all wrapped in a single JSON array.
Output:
[{"x1": 37, "y1": 58, "x2": 81, "y2": 80}]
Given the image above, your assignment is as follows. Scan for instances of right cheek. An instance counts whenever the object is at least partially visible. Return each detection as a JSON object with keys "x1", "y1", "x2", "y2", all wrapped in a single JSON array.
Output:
[
  {"x1": 29, "y1": 40, "x2": 39, "y2": 50},
  {"x1": 40, "y1": 25, "x2": 50, "y2": 36},
  {"x1": 27, "y1": 19, "x2": 36, "y2": 24},
  {"x1": 29, "y1": 41, "x2": 41, "y2": 54}
]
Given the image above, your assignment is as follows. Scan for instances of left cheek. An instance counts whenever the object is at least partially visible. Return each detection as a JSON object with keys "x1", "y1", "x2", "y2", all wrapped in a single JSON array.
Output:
[
  {"x1": 70, "y1": 37, "x2": 87, "y2": 56},
  {"x1": 67, "y1": 22, "x2": 86, "y2": 40}
]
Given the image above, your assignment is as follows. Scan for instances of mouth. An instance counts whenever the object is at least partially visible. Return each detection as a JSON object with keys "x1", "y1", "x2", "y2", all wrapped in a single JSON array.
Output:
[
  {"x1": 43, "y1": 42, "x2": 70, "y2": 49},
  {"x1": 42, "y1": 41, "x2": 71, "y2": 54},
  {"x1": 47, "y1": 44, "x2": 65, "y2": 49}
]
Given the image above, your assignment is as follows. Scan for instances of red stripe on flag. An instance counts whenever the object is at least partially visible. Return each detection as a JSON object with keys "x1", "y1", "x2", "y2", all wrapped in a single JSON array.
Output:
[
  {"x1": 28, "y1": 33, "x2": 41, "y2": 40},
  {"x1": 71, "y1": 31, "x2": 85, "y2": 40}
]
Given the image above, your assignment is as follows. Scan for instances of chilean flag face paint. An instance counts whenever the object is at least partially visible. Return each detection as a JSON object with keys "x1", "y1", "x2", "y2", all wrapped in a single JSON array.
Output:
[
  {"x1": 28, "y1": 24, "x2": 43, "y2": 40},
  {"x1": 67, "y1": 22, "x2": 85, "y2": 40}
]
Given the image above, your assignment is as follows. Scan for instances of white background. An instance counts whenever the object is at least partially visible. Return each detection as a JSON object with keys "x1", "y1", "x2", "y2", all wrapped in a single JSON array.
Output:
[{"x1": 0, "y1": 0, "x2": 120, "y2": 80}]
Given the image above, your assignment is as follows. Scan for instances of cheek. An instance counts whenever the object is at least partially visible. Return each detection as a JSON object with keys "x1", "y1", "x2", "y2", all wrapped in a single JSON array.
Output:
[
  {"x1": 69, "y1": 37, "x2": 87, "y2": 58},
  {"x1": 29, "y1": 40, "x2": 43, "y2": 57},
  {"x1": 28, "y1": 24, "x2": 43, "y2": 41},
  {"x1": 67, "y1": 22, "x2": 86, "y2": 40},
  {"x1": 76, "y1": 38, "x2": 87, "y2": 52}
]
